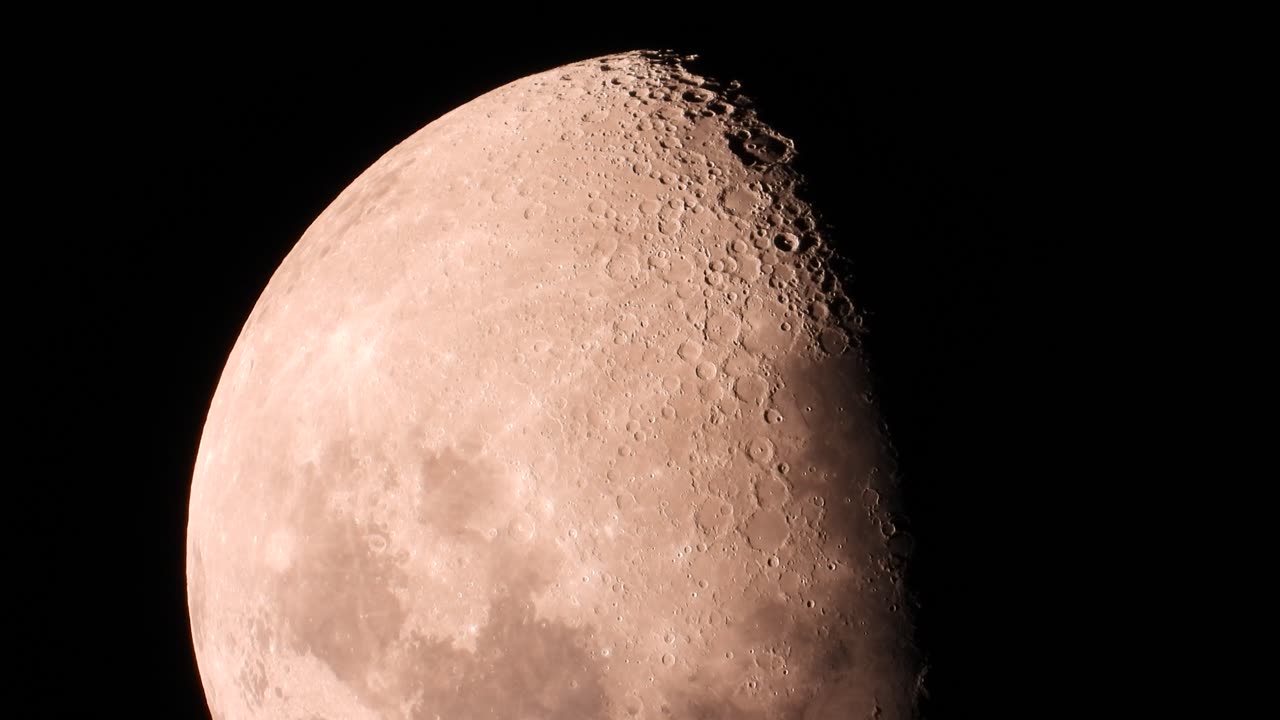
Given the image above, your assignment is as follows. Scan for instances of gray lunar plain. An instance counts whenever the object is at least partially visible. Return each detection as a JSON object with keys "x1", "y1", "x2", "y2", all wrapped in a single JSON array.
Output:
[{"x1": 187, "y1": 50, "x2": 924, "y2": 719}]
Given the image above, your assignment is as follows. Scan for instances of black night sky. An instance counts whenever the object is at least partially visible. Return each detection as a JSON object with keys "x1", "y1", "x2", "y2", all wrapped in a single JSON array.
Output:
[{"x1": 31, "y1": 28, "x2": 1080, "y2": 718}]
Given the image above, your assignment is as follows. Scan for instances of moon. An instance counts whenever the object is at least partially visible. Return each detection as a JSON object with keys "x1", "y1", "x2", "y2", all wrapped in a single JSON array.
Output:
[{"x1": 187, "y1": 50, "x2": 923, "y2": 719}]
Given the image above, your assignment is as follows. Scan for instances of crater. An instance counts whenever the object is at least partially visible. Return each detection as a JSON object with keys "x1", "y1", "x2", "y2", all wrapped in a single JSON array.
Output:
[{"x1": 731, "y1": 130, "x2": 792, "y2": 165}]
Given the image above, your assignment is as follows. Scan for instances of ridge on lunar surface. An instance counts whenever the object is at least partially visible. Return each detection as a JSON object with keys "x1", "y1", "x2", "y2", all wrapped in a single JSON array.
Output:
[{"x1": 187, "y1": 50, "x2": 923, "y2": 719}]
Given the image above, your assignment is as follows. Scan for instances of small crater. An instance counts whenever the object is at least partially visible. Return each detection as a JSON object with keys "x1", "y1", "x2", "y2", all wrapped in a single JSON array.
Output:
[
  {"x1": 507, "y1": 512, "x2": 536, "y2": 543},
  {"x1": 732, "y1": 130, "x2": 791, "y2": 165},
  {"x1": 677, "y1": 339, "x2": 704, "y2": 363},
  {"x1": 774, "y1": 232, "x2": 800, "y2": 252},
  {"x1": 695, "y1": 361, "x2": 718, "y2": 380},
  {"x1": 755, "y1": 475, "x2": 790, "y2": 510},
  {"x1": 747, "y1": 437, "x2": 775, "y2": 465},
  {"x1": 694, "y1": 497, "x2": 734, "y2": 538},
  {"x1": 734, "y1": 374, "x2": 769, "y2": 405}
]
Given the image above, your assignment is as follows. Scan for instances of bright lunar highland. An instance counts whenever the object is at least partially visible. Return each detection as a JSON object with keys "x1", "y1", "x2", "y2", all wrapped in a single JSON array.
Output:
[{"x1": 187, "y1": 51, "x2": 923, "y2": 719}]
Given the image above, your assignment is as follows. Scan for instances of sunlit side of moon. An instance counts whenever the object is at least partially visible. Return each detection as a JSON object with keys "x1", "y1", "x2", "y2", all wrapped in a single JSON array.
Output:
[{"x1": 187, "y1": 51, "x2": 922, "y2": 719}]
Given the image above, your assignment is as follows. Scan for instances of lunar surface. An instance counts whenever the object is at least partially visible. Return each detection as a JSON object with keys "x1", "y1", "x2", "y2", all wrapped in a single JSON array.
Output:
[{"x1": 187, "y1": 51, "x2": 923, "y2": 719}]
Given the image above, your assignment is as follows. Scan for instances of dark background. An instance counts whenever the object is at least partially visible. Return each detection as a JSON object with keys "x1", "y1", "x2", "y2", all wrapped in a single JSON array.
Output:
[{"x1": 32, "y1": 30, "x2": 1077, "y2": 718}]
